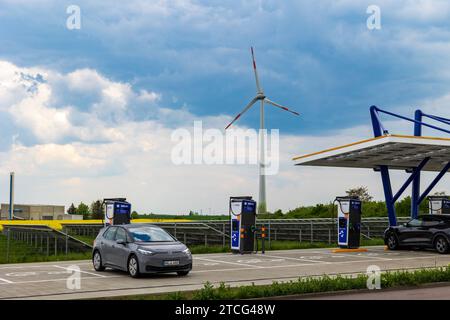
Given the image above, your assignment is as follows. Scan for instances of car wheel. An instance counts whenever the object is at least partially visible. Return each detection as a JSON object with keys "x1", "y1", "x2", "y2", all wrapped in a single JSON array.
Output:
[
  {"x1": 386, "y1": 233, "x2": 399, "y2": 250},
  {"x1": 93, "y1": 250, "x2": 105, "y2": 271},
  {"x1": 177, "y1": 271, "x2": 189, "y2": 276},
  {"x1": 434, "y1": 236, "x2": 449, "y2": 254},
  {"x1": 128, "y1": 255, "x2": 141, "y2": 278}
]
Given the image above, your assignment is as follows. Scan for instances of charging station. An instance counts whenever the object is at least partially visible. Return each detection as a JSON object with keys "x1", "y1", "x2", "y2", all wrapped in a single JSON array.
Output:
[
  {"x1": 294, "y1": 108, "x2": 450, "y2": 227},
  {"x1": 335, "y1": 197, "x2": 362, "y2": 249},
  {"x1": 229, "y1": 196, "x2": 257, "y2": 254},
  {"x1": 104, "y1": 198, "x2": 132, "y2": 226},
  {"x1": 428, "y1": 195, "x2": 450, "y2": 214}
]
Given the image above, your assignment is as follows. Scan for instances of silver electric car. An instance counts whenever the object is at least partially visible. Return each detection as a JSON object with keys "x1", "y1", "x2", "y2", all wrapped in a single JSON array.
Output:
[{"x1": 92, "y1": 223, "x2": 192, "y2": 278}]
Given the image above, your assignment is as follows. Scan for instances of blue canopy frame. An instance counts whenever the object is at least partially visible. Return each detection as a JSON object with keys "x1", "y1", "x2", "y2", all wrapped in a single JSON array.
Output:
[{"x1": 370, "y1": 106, "x2": 450, "y2": 226}]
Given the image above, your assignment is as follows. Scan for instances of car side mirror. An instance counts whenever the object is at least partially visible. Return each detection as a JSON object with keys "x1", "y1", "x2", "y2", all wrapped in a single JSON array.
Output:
[{"x1": 116, "y1": 239, "x2": 126, "y2": 245}]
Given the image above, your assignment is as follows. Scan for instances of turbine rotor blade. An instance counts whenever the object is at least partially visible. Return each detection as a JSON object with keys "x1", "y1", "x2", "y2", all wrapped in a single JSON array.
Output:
[
  {"x1": 264, "y1": 98, "x2": 300, "y2": 116},
  {"x1": 225, "y1": 96, "x2": 259, "y2": 130},
  {"x1": 251, "y1": 47, "x2": 262, "y2": 94}
]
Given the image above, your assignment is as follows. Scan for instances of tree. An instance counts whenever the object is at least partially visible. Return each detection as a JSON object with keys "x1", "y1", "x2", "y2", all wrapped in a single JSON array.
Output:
[
  {"x1": 67, "y1": 203, "x2": 77, "y2": 215},
  {"x1": 131, "y1": 211, "x2": 139, "y2": 219},
  {"x1": 77, "y1": 202, "x2": 90, "y2": 219},
  {"x1": 272, "y1": 209, "x2": 283, "y2": 218},
  {"x1": 90, "y1": 200, "x2": 104, "y2": 220},
  {"x1": 346, "y1": 186, "x2": 373, "y2": 202}
]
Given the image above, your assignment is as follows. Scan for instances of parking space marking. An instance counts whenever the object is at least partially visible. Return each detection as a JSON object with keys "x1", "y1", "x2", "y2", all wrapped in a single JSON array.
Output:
[
  {"x1": 258, "y1": 253, "x2": 330, "y2": 264},
  {"x1": 332, "y1": 253, "x2": 392, "y2": 261},
  {"x1": 191, "y1": 263, "x2": 315, "y2": 274},
  {"x1": 307, "y1": 251, "x2": 393, "y2": 261},
  {"x1": 195, "y1": 257, "x2": 265, "y2": 268},
  {"x1": 0, "y1": 275, "x2": 123, "y2": 286},
  {"x1": 53, "y1": 265, "x2": 108, "y2": 278},
  {"x1": 0, "y1": 278, "x2": 13, "y2": 284},
  {"x1": 192, "y1": 254, "x2": 445, "y2": 274}
]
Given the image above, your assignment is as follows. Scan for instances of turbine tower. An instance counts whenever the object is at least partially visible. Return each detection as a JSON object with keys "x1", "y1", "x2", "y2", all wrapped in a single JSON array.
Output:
[{"x1": 225, "y1": 47, "x2": 300, "y2": 214}]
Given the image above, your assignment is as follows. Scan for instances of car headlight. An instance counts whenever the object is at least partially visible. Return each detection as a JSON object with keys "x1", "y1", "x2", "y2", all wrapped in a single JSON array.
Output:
[
  {"x1": 183, "y1": 248, "x2": 191, "y2": 256},
  {"x1": 138, "y1": 248, "x2": 154, "y2": 255}
]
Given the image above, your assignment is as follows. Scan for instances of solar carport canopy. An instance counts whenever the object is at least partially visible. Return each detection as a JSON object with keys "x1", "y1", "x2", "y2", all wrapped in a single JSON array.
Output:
[{"x1": 293, "y1": 135, "x2": 450, "y2": 172}]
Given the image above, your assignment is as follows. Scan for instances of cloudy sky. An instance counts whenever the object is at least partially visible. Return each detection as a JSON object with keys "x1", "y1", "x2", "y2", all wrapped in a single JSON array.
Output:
[{"x1": 0, "y1": 0, "x2": 449, "y2": 214}]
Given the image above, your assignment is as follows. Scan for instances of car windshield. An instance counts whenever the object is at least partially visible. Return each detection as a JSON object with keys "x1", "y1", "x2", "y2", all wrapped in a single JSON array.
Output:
[
  {"x1": 129, "y1": 226, "x2": 175, "y2": 242},
  {"x1": 407, "y1": 218, "x2": 422, "y2": 227}
]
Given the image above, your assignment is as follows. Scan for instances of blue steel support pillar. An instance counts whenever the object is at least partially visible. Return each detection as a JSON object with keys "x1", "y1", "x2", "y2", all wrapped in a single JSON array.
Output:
[
  {"x1": 412, "y1": 109, "x2": 423, "y2": 218},
  {"x1": 380, "y1": 166, "x2": 397, "y2": 226},
  {"x1": 370, "y1": 106, "x2": 383, "y2": 137},
  {"x1": 371, "y1": 106, "x2": 397, "y2": 226}
]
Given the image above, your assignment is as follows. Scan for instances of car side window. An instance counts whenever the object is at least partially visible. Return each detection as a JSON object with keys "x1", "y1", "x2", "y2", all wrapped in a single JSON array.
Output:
[
  {"x1": 104, "y1": 227, "x2": 117, "y2": 240},
  {"x1": 115, "y1": 228, "x2": 127, "y2": 242},
  {"x1": 426, "y1": 216, "x2": 446, "y2": 226}
]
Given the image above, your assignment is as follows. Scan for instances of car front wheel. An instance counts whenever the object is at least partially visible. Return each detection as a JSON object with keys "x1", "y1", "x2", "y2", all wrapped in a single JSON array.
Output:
[
  {"x1": 434, "y1": 236, "x2": 449, "y2": 254},
  {"x1": 128, "y1": 255, "x2": 141, "y2": 278},
  {"x1": 386, "y1": 233, "x2": 399, "y2": 250},
  {"x1": 93, "y1": 251, "x2": 105, "y2": 271}
]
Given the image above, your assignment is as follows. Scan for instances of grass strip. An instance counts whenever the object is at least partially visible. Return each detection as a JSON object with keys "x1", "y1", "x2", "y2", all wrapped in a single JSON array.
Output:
[
  {"x1": 0, "y1": 234, "x2": 91, "y2": 264},
  {"x1": 110, "y1": 266, "x2": 450, "y2": 300}
]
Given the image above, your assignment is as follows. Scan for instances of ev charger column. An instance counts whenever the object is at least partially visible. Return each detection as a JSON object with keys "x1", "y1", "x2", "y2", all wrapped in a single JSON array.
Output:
[
  {"x1": 230, "y1": 199, "x2": 242, "y2": 253},
  {"x1": 229, "y1": 196, "x2": 257, "y2": 254},
  {"x1": 105, "y1": 201, "x2": 114, "y2": 226},
  {"x1": 428, "y1": 196, "x2": 450, "y2": 214},
  {"x1": 103, "y1": 198, "x2": 132, "y2": 226},
  {"x1": 336, "y1": 197, "x2": 362, "y2": 249}
]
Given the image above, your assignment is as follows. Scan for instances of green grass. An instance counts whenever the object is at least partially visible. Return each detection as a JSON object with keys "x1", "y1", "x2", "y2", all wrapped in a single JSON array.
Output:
[
  {"x1": 111, "y1": 266, "x2": 450, "y2": 300},
  {"x1": 0, "y1": 234, "x2": 91, "y2": 264},
  {"x1": 72, "y1": 234, "x2": 96, "y2": 246}
]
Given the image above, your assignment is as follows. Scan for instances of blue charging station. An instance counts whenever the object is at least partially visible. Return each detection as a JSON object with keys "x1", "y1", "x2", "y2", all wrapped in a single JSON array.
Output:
[
  {"x1": 336, "y1": 197, "x2": 362, "y2": 249},
  {"x1": 230, "y1": 196, "x2": 257, "y2": 254},
  {"x1": 104, "y1": 198, "x2": 132, "y2": 226}
]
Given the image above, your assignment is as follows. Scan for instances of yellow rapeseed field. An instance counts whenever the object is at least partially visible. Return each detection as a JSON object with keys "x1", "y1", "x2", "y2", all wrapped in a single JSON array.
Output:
[{"x1": 0, "y1": 219, "x2": 191, "y2": 231}]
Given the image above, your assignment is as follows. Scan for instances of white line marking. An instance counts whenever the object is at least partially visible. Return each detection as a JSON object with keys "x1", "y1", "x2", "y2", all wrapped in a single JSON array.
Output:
[
  {"x1": 0, "y1": 278, "x2": 13, "y2": 284},
  {"x1": 0, "y1": 261, "x2": 93, "y2": 270},
  {"x1": 192, "y1": 255, "x2": 447, "y2": 274},
  {"x1": 259, "y1": 253, "x2": 330, "y2": 264},
  {"x1": 0, "y1": 275, "x2": 122, "y2": 286},
  {"x1": 325, "y1": 252, "x2": 392, "y2": 261},
  {"x1": 192, "y1": 263, "x2": 314, "y2": 273},
  {"x1": 195, "y1": 257, "x2": 265, "y2": 268},
  {"x1": 52, "y1": 265, "x2": 107, "y2": 278}
]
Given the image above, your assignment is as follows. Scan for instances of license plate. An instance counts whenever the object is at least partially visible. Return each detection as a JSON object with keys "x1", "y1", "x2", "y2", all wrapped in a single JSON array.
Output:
[{"x1": 164, "y1": 260, "x2": 180, "y2": 266}]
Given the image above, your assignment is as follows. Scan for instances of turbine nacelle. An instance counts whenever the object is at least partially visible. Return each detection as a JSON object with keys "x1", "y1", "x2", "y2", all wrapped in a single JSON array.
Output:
[{"x1": 224, "y1": 47, "x2": 300, "y2": 131}]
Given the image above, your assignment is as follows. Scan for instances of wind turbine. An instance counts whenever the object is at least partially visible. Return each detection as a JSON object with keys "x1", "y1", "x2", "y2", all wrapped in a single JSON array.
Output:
[{"x1": 225, "y1": 47, "x2": 300, "y2": 215}]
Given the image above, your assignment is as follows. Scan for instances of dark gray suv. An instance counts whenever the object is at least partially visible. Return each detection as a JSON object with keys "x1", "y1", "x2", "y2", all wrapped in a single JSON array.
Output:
[{"x1": 92, "y1": 223, "x2": 192, "y2": 278}]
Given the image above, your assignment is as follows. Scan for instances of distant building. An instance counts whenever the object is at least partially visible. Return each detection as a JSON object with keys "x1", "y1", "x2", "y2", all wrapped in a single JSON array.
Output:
[{"x1": 0, "y1": 204, "x2": 83, "y2": 220}]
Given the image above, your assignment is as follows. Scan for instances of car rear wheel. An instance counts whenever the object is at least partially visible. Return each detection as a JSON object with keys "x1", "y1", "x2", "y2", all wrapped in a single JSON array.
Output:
[
  {"x1": 386, "y1": 233, "x2": 399, "y2": 250},
  {"x1": 434, "y1": 236, "x2": 449, "y2": 254},
  {"x1": 177, "y1": 271, "x2": 189, "y2": 276},
  {"x1": 128, "y1": 255, "x2": 141, "y2": 278},
  {"x1": 93, "y1": 250, "x2": 105, "y2": 271}
]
